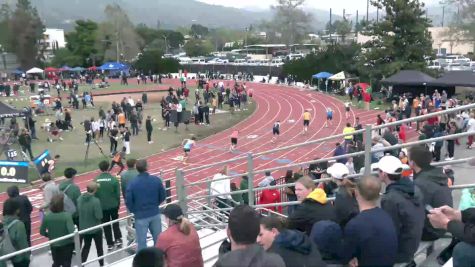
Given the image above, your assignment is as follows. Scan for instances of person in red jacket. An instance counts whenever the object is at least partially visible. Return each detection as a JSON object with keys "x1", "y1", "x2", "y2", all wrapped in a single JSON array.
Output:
[{"x1": 258, "y1": 180, "x2": 282, "y2": 213}]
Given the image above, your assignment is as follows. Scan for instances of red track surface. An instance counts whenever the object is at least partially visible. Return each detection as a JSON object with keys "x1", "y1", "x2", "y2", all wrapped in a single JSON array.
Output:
[{"x1": 0, "y1": 80, "x2": 416, "y2": 245}]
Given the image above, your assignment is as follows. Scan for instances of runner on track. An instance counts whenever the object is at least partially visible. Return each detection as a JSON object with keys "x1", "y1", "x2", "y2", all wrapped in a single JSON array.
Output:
[
  {"x1": 271, "y1": 120, "x2": 281, "y2": 143},
  {"x1": 344, "y1": 102, "x2": 352, "y2": 119},
  {"x1": 230, "y1": 130, "x2": 239, "y2": 152},
  {"x1": 182, "y1": 137, "x2": 196, "y2": 164},
  {"x1": 302, "y1": 109, "x2": 311, "y2": 135},
  {"x1": 324, "y1": 107, "x2": 333, "y2": 127}
]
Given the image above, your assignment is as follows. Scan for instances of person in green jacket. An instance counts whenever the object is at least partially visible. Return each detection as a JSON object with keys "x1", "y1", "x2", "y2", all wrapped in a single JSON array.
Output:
[
  {"x1": 240, "y1": 175, "x2": 249, "y2": 205},
  {"x1": 77, "y1": 182, "x2": 104, "y2": 266},
  {"x1": 59, "y1": 168, "x2": 81, "y2": 226},
  {"x1": 40, "y1": 194, "x2": 75, "y2": 267},
  {"x1": 459, "y1": 188, "x2": 475, "y2": 211},
  {"x1": 1, "y1": 198, "x2": 30, "y2": 267},
  {"x1": 94, "y1": 160, "x2": 122, "y2": 251}
]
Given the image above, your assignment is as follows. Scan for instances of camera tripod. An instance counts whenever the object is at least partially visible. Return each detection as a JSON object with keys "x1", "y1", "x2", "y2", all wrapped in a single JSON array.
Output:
[{"x1": 84, "y1": 134, "x2": 108, "y2": 165}]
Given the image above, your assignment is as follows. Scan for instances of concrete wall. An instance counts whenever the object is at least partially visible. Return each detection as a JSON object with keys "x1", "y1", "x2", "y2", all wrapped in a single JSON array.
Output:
[{"x1": 179, "y1": 64, "x2": 283, "y2": 76}]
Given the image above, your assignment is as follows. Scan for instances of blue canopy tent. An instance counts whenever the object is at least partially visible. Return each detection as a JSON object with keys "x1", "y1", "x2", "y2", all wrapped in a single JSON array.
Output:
[
  {"x1": 312, "y1": 72, "x2": 333, "y2": 79},
  {"x1": 312, "y1": 72, "x2": 333, "y2": 91},
  {"x1": 98, "y1": 62, "x2": 130, "y2": 77},
  {"x1": 11, "y1": 69, "x2": 24, "y2": 75},
  {"x1": 71, "y1": 67, "x2": 85, "y2": 72}
]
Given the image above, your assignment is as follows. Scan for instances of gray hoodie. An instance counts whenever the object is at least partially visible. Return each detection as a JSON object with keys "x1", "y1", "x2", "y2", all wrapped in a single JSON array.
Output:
[
  {"x1": 40, "y1": 181, "x2": 60, "y2": 211},
  {"x1": 214, "y1": 244, "x2": 285, "y2": 267}
]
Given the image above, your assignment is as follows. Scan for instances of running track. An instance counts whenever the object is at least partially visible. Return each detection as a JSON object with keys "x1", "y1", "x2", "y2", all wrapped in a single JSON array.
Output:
[{"x1": 0, "y1": 80, "x2": 417, "y2": 245}]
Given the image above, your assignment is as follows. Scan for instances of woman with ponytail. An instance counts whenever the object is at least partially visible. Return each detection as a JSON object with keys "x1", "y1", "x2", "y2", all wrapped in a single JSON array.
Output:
[{"x1": 156, "y1": 204, "x2": 204, "y2": 267}]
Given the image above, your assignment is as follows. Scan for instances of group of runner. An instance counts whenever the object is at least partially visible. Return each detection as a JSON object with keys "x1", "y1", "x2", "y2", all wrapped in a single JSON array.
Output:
[{"x1": 180, "y1": 99, "x2": 353, "y2": 164}]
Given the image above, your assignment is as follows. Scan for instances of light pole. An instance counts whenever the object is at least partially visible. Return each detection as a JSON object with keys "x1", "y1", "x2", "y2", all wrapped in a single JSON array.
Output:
[
  {"x1": 244, "y1": 27, "x2": 248, "y2": 56},
  {"x1": 0, "y1": 45, "x2": 6, "y2": 71},
  {"x1": 162, "y1": 35, "x2": 168, "y2": 54}
]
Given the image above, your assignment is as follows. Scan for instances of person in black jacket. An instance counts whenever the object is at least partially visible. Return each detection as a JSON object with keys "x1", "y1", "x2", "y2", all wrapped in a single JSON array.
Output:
[
  {"x1": 7, "y1": 185, "x2": 33, "y2": 246},
  {"x1": 378, "y1": 156, "x2": 425, "y2": 265},
  {"x1": 428, "y1": 206, "x2": 475, "y2": 267},
  {"x1": 145, "y1": 116, "x2": 153, "y2": 144},
  {"x1": 409, "y1": 145, "x2": 453, "y2": 241},
  {"x1": 287, "y1": 176, "x2": 336, "y2": 235},
  {"x1": 257, "y1": 215, "x2": 326, "y2": 267},
  {"x1": 18, "y1": 129, "x2": 34, "y2": 160}
]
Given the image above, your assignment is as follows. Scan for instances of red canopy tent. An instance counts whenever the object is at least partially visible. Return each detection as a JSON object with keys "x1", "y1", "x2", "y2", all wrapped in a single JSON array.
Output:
[
  {"x1": 44, "y1": 67, "x2": 60, "y2": 73},
  {"x1": 88, "y1": 66, "x2": 98, "y2": 71}
]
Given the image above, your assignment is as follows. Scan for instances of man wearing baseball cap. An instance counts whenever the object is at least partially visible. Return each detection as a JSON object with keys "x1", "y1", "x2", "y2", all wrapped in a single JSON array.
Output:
[{"x1": 377, "y1": 156, "x2": 425, "y2": 265}]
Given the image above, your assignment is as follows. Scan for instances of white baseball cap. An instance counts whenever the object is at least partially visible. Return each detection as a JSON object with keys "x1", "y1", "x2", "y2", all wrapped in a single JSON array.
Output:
[
  {"x1": 377, "y1": 156, "x2": 403, "y2": 175},
  {"x1": 327, "y1": 163, "x2": 349, "y2": 180}
]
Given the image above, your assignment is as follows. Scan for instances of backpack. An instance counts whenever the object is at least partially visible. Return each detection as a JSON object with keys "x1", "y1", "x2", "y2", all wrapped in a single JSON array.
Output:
[
  {"x1": 61, "y1": 184, "x2": 77, "y2": 214},
  {"x1": 0, "y1": 220, "x2": 19, "y2": 255}
]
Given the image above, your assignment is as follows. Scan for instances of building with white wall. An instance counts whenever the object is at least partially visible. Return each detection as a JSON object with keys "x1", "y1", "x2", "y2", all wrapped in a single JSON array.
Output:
[{"x1": 42, "y1": 28, "x2": 66, "y2": 61}]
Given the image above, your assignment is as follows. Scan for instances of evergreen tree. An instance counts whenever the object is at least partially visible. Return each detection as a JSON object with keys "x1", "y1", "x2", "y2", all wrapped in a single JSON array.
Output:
[
  {"x1": 359, "y1": 0, "x2": 433, "y2": 84},
  {"x1": 8, "y1": 0, "x2": 45, "y2": 68}
]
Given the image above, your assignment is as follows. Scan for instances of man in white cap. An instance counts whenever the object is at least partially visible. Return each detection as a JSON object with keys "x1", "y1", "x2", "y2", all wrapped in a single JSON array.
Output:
[
  {"x1": 377, "y1": 156, "x2": 425, "y2": 266},
  {"x1": 327, "y1": 163, "x2": 359, "y2": 227}
]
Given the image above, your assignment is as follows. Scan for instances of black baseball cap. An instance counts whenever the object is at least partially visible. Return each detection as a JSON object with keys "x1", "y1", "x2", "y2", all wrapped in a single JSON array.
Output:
[{"x1": 162, "y1": 204, "x2": 183, "y2": 221}]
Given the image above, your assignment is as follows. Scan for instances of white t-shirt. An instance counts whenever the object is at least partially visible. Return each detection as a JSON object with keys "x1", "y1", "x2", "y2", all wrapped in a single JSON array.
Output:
[
  {"x1": 467, "y1": 118, "x2": 475, "y2": 133},
  {"x1": 210, "y1": 173, "x2": 231, "y2": 199},
  {"x1": 176, "y1": 103, "x2": 183, "y2": 112}
]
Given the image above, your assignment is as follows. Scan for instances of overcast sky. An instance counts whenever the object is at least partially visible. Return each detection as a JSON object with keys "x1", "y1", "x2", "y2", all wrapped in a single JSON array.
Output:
[{"x1": 197, "y1": 0, "x2": 438, "y2": 13}]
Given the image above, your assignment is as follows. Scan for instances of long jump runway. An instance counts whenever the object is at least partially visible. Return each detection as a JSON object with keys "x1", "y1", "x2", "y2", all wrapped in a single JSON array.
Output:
[{"x1": 0, "y1": 80, "x2": 415, "y2": 245}]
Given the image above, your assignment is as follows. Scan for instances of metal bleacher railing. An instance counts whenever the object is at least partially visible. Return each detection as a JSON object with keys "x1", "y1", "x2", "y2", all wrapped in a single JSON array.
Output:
[{"x1": 0, "y1": 103, "x2": 474, "y2": 266}]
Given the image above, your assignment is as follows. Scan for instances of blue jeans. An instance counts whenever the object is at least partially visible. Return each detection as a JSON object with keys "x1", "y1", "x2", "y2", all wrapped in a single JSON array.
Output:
[
  {"x1": 135, "y1": 214, "x2": 162, "y2": 251},
  {"x1": 453, "y1": 242, "x2": 475, "y2": 267}
]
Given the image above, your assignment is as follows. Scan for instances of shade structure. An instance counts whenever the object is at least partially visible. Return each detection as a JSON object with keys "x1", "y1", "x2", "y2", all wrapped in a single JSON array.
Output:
[
  {"x1": 61, "y1": 65, "x2": 72, "y2": 71},
  {"x1": 329, "y1": 71, "x2": 346, "y2": 81},
  {"x1": 354, "y1": 82, "x2": 370, "y2": 91},
  {"x1": 88, "y1": 66, "x2": 98, "y2": 71},
  {"x1": 381, "y1": 70, "x2": 435, "y2": 86},
  {"x1": 0, "y1": 102, "x2": 26, "y2": 118},
  {"x1": 429, "y1": 71, "x2": 475, "y2": 87},
  {"x1": 98, "y1": 62, "x2": 128, "y2": 71},
  {"x1": 71, "y1": 67, "x2": 85, "y2": 72},
  {"x1": 312, "y1": 72, "x2": 333, "y2": 79},
  {"x1": 11, "y1": 69, "x2": 24, "y2": 75},
  {"x1": 26, "y1": 67, "x2": 44, "y2": 74},
  {"x1": 44, "y1": 67, "x2": 59, "y2": 73}
]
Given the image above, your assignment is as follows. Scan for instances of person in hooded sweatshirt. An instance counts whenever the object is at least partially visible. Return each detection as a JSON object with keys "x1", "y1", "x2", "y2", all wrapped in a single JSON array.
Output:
[
  {"x1": 257, "y1": 215, "x2": 326, "y2": 267},
  {"x1": 7, "y1": 186, "x2": 33, "y2": 247},
  {"x1": 327, "y1": 163, "x2": 359, "y2": 227},
  {"x1": 214, "y1": 205, "x2": 285, "y2": 267},
  {"x1": 2, "y1": 198, "x2": 31, "y2": 267},
  {"x1": 408, "y1": 145, "x2": 453, "y2": 241},
  {"x1": 77, "y1": 182, "x2": 104, "y2": 266},
  {"x1": 287, "y1": 176, "x2": 336, "y2": 235},
  {"x1": 377, "y1": 156, "x2": 425, "y2": 265}
]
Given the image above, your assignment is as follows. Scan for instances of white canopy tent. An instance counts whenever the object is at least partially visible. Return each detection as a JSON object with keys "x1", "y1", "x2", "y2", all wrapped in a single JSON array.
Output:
[
  {"x1": 329, "y1": 71, "x2": 346, "y2": 81},
  {"x1": 26, "y1": 67, "x2": 44, "y2": 74}
]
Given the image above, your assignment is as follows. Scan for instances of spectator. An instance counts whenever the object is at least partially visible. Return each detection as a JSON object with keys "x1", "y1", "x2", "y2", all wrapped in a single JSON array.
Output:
[
  {"x1": 2, "y1": 198, "x2": 30, "y2": 267},
  {"x1": 94, "y1": 160, "x2": 122, "y2": 251},
  {"x1": 409, "y1": 145, "x2": 453, "y2": 241},
  {"x1": 428, "y1": 205, "x2": 475, "y2": 266},
  {"x1": 59, "y1": 168, "x2": 81, "y2": 227},
  {"x1": 371, "y1": 135, "x2": 390, "y2": 162},
  {"x1": 287, "y1": 176, "x2": 336, "y2": 235},
  {"x1": 258, "y1": 171, "x2": 275, "y2": 187},
  {"x1": 333, "y1": 143, "x2": 347, "y2": 164},
  {"x1": 339, "y1": 176, "x2": 398, "y2": 267},
  {"x1": 342, "y1": 122, "x2": 355, "y2": 150},
  {"x1": 210, "y1": 166, "x2": 232, "y2": 211},
  {"x1": 230, "y1": 182, "x2": 243, "y2": 205},
  {"x1": 257, "y1": 216, "x2": 326, "y2": 267},
  {"x1": 214, "y1": 205, "x2": 285, "y2": 267},
  {"x1": 311, "y1": 220, "x2": 343, "y2": 264},
  {"x1": 39, "y1": 173, "x2": 59, "y2": 213},
  {"x1": 156, "y1": 204, "x2": 204, "y2": 267},
  {"x1": 126, "y1": 159, "x2": 166, "y2": 251},
  {"x1": 240, "y1": 176, "x2": 249, "y2": 205},
  {"x1": 133, "y1": 247, "x2": 164, "y2": 267},
  {"x1": 327, "y1": 163, "x2": 358, "y2": 227},
  {"x1": 283, "y1": 170, "x2": 297, "y2": 215},
  {"x1": 459, "y1": 188, "x2": 475, "y2": 211},
  {"x1": 6, "y1": 186, "x2": 33, "y2": 247},
  {"x1": 466, "y1": 113, "x2": 475, "y2": 149},
  {"x1": 258, "y1": 180, "x2": 282, "y2": 213},
  {"x1": 40, "y1": 194, "x2": 75, "y2": 267},
  {"x1": 377, "y1": 156, "x2": 425, "y2": 265},
  {"x1": 77, "y1": 182, "x2": 104, "y2": 266},
  {"x1": 18, "y1": 129, "x2": 33, "y2": 160},
  {"x1": 120, "y1": 159, "x2": 139, "y2": 199}
]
